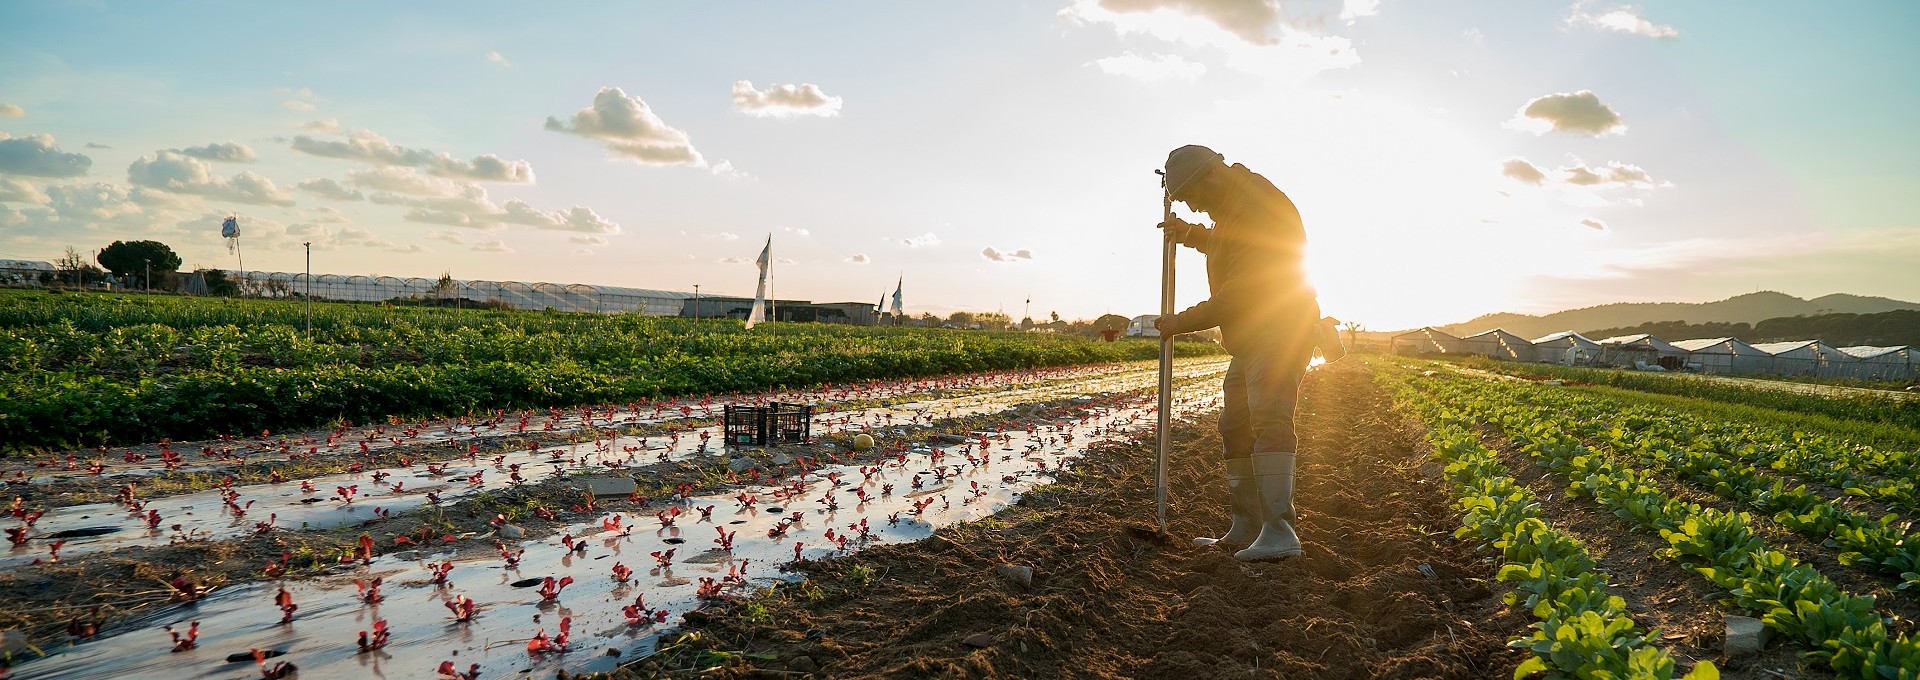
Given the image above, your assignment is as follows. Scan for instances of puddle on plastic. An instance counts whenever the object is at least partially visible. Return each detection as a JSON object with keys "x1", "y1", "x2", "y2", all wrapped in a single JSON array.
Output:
[
  {"x1": 5, "y1": 360, "x2": 1229, "y2": 568},
  {"x1": 14, "y1": 384, "x2": 1222, "y2": 680}
]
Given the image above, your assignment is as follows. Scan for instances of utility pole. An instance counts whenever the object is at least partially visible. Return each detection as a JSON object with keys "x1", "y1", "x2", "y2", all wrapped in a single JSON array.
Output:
[
  {"x1": 144, "y1": 262, "x2": 150, "y2": 295},
  {"x1": 693, "y1": 284, "x2": 701, "y2": 321},
  {"x1": 302, "y1": 242, "x2": 312, "y2": 335}
]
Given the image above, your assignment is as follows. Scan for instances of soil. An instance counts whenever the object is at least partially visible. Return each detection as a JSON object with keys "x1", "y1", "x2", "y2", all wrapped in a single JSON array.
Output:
[{"x1": 613, "y1": 361, "x2": 1533, "y2": 679}]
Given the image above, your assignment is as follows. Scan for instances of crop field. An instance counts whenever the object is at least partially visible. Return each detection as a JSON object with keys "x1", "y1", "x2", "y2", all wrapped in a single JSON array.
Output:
[
  {"x1": 0, "y1": 289, "x2": 1219, "y2": 453},
  {"x1": 3, "y1": 290, "x2": 1917, "y2": 680}
]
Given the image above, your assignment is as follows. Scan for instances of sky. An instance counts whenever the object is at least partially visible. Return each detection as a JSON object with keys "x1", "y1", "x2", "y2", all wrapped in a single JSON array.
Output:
[{"x1": 1, "y1": 0, "x2": 1916, "y2": 330}]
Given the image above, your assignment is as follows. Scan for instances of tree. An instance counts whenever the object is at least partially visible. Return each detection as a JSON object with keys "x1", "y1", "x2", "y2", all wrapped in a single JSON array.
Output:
[
  {"x1": 96, "y1": 240, "x2": 182, "y2": 281},
  {"x1": 1093, "y1": 314, "x2": 1130, "y2": 333},
  {"x1": 975, "y1": 311, "x2": 1011, "y2": 330},
  {"x1": 1049, "y1": 311, "x2": 1061, "y2": 323},
  {"x1": 946, "y1": 311, "x2": 975, "y2": 328},
  {"x1": 55, "y1": 246, "x2": 104, "y2": 286},
  {"x1": 198, "y1": 269, "x2": 237, "y2": 296}
]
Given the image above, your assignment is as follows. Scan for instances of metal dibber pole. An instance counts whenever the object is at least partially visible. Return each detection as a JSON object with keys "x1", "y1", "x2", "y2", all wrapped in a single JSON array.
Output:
[{"x1": 1156, "y1": 186, "x2": 1176, "y2": 535}]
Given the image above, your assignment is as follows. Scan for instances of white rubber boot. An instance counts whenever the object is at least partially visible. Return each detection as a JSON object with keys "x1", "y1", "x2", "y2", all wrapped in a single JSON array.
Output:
[
  {"x1": 1193, "y1": 458, "x2": 1260, "y2": 548},
  {"x1": 1234, "y1": 452, "x2": 1302, "y2": 561}
]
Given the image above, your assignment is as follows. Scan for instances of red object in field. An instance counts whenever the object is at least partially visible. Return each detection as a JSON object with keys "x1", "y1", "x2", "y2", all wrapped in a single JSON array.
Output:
[{"x1": 1100, "y1": 328, "x2": 1120, "y2": 342}]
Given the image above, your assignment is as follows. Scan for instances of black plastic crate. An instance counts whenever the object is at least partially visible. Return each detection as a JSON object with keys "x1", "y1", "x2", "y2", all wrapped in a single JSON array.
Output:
[{"x1": 723, "y1": 402, "x2": 813, "y2": 447}]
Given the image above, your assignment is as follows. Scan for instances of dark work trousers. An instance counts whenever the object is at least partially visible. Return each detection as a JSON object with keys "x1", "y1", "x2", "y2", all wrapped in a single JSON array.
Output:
[{"x1": 1218, "y1": 342, "x2": 1310, "y2": 460}]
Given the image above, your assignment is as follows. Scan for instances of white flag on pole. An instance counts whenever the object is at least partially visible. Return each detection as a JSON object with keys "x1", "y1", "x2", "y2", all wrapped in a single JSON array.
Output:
[
  {"x1": 890, "y1": 274, "x2": 903, "y2": 317},
  {"x1": 745, "y1": 234, "x2": 771, "y2": 329}
]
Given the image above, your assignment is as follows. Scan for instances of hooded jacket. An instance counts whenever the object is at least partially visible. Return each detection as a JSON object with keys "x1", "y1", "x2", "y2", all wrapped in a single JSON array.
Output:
[{"x1": 1169, "y1": 163, "x2": 1317, "y2": 355}]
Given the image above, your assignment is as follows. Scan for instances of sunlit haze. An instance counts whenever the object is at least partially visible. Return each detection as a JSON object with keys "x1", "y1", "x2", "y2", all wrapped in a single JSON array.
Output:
[{"x1": 3, "y1": 1, "x2": 1916, "y2": 329}]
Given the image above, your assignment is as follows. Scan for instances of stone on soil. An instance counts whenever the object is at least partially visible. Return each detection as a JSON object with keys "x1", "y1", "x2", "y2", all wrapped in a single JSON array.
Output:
[
  {"x1": 727, "y1": 457, "x2": 755, "y2": 472},
  {"x1": 497, "y1": 523, "x2": 525, "y2": 539},
  {"x1": 577, "y1": 476, "x2": 637, "y2": 497},
  {"x1": 1724, "y1": 615, "x2": 1769, "y2": 657},
  {"x1": 995, "y1": 564, "x2": 1034, "y2": 588},
  {"x1": 962, "y1": 633, "x2": 994, "y2": 649}
]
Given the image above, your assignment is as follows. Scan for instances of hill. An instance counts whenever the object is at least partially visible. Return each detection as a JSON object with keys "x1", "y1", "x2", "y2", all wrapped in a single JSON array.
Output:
[{"x1": 1433, "y1": 291, "x2": 1920, "y2": 341}]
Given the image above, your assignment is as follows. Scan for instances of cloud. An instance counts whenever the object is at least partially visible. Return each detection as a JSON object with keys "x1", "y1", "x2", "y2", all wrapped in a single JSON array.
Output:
[
  {"x1": 348, "y1": 166, "x2": 474, "y2": 197},
  {"x1": 1060, "y1": 0, "x2": 1361, "y2": 79},
  {"x1": 774, "y1": 257, "x2": 796, "y2": 265},
  {"x1": 709, "y1": 231, "x2": 740, "y2": 240},
  {"x1": 845, "y1": 253, "x2": 870, "y2": 263},
  {"x1": 85, "y1": 142, "x2": 111, "y2": 149},
  {"x1": 570, "y1": 235, "x2": 607, "y2": 246},
  {"x1": 981, "y1": 246, "x2": 1036, "y2": 262},
  {"x1": 1090, "y1": 52, "x2": 1207, "y2": 81},
  {"x1": 731, "y1": 81, "x2": 844, "y2": 118},
  {"x1": 486, "y1": 50, "x2": 511, "y2": 67},
  {"x1": 127, "y1": 151, "x2": 295, "y2": 206},
  {"x1": 498, "y1": 200, "x2": 618, "y2": 234},
  {"x1": 1561, "y1": 161, "x2": 1654, "y2": 188},
  {"x1": 471, "y1": 239, "x2": 511, "y2": 252},
  {"x1": 297, "y1": 177, "x2": 365, "y2": 201},
  {"x1": 783, "y1": 226, "x2": 810, "y2": 236},
  {"x1": 290, "y1": 130, "x2": 535, "y2": 182},
  {"x1": 718, "y1": 256, "x2": 748, "y2": 264},
  {"x1": 900, "y1": 232, "x2": 940, "y2": 247},
  {"x1": 1339, "y1": 0, "x2": 1379, "y2": 21},
  {"x1": 301, "y1": 119, "x2": 341, "y2": 134},
  {"x1": 177, "y1": 141, "x2": 257, "y2": 163},
  {"x1": 1500, "y1": 158, "x2": 1547, "y2": 185},
  {"x1": 1567, "y1": 2, "x2": 1678, "y2": 39},
  {"x1": 1507, "y1": 90, "x2": 1624, "y2": 135},
  {"x1": 0, "y1": 104, "x2": 22, "y2": 118},
  {"x1": 278, "y1": 87, "x2": 321, "y2": 111},
  {"x1": 708, "y1": 159, "x2": 752, "y2": 179},
  {"x1": 0, "y1": 133, "x2": 93, "y2": 177},
  {"x1": 545, "y1": 86, "x2": 704, "y2": 166},
  {"x1": 1580, "y1": 217, "x2": 1607, "y2": 231},
  {"x1": 0, "y1": 178, "x2": 49, "y2": 204}
]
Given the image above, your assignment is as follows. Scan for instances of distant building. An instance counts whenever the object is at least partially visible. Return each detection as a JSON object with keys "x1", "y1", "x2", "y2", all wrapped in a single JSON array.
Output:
[
  {"x1": 1530, "y1": 331, "x2": 1601, "y2": 365},
  {"x1": 1460, "y1": 329, "x2": 1533, "y2": 361},
  {"x1": 0, "y1": 259, "x2": 55, "y2": 286},
  {"x1": 1390, "y1": 327, "x2": 1464, "y2": 355},
  {"x1": 679, "y1": 296, "x2": 877, "y2": 324}
]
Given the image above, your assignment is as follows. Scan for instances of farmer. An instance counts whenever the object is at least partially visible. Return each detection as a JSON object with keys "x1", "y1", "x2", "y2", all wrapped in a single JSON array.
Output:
[{"x1": 1153, "y1": 144, "x2": 1338, "y2": 561}]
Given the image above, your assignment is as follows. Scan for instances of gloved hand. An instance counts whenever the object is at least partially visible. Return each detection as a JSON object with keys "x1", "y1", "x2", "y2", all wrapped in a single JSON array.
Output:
[
  {"x1": 1157, "y1": 217, "x2": 1199, "y2": 245},
  {"x1": 1154, "y1": 313, "x2": 1184, "y2": 335}
]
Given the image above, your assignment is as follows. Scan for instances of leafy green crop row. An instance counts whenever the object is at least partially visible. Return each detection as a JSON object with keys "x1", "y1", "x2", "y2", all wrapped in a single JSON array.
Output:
[
  {"x1": 0, "y1": 291, "x2": 1222, "y2": 453},
  {"x1": 1380, "y1": 372, "x2": 1713, "y2": 679},
  {"x1": 1398, "y1": 367, "x2": 1920, "y2": 678}
]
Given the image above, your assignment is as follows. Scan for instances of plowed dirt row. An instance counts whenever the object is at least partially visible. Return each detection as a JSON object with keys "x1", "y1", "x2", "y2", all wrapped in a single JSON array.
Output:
[{"x1": 619, "y1": 361, "x2": 1527, "y2": 679}]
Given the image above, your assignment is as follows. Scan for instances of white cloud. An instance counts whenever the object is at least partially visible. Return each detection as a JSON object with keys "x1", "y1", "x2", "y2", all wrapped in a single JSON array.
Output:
[
  {"x1": 290, "y1": 130, "x2": 535, "y2": 183},
  {"x1": 900, "y1": 232, "x2": 940, "y2": 247},
  {"x1": 1501, "y1": 158, "x2": 1547, "y2": 185},
  {"x1": 1060, "y1": 0, "x2": 1361, "y2": 80},
  {"x1": 981, "y1": 246, "x2": 1036, "y2": 262},
  {"x1": 1462, "y1": 27, "x2": 1483, "y2": 45},
  {"x1": 1339, "y1": 0, "x2": 1379, "y2": 21},
  {"x1": 346, "y1": 166, "x2": 471, "y2": 197},
  {"x1": 1507, "y1": 90, "x2": 1624, "y2": 136},
  {"x1": 0, "y1": 178, "x2": 49, "y2": 204},
  {"x1": 0, "y1": 133, "x2": 93, "y2": 177},
  {"x1": 1567, "y1": 2, "x2": 1679, "y2": 39},
  {"x1": 731, "y1": 81, "x2": 844, "y2": 118},
  {"x1": 471, "y1": 239, "x2": 512, "y2": 252},
  {"x1": 1580, "y1": 217, "x2": 1607, "y2": 231},
  {"x1": 846, "y1": 253, "x2": 870, "y2": 263},
  {"x1": 0, "y1": 104, "x2": 23, "y2": 118},
  {"x1": 278, "y1": 87, "x2": 321, "y2": 112},
  {"x1": 301, "y1": 119, "x2": 341, "y2": 134},
  {"x1": 545, "y1": 86, "x2": 704, "y2": 166},
  {"x1": 177, "y1": 141, "x2": 257, "y2": 163},
  {"x1": 774, "y1": 257, "x2": 796, "y2": 265},
  {"x1": 708, "y1": 159, "x2": 752, "y2": 179},
  {"x1": 709, "y1": 231, "x2": 740, "y2": 240},
  {"x1": 1560, "y1": 161, "x2": 1654, "y2": 188},
  {"x1": 570, "y1": 235, "x2": 607, "y2": 246},
  {"x1": 718, "y1": 256, "x2": 748, "y2": 264},
  {"x1": 127, "y1": 150, "x2": 295, "y2": 206},
  {"x1": 486, "y1": 50, "x2": 511, "y2": 67},
  {"x1": 783, "y1": 226, "x2": 810, "y2": 236},
  {"x1": 425, "y1": 229, "x2": 465, "y2": 244},
  {"x1": 296, "y1": 177, "x2": 365, "y2": 201},
  {"x1": 1090, "y1": 52, "x2": 1207, "y2": 81},
  {"x1": 498, "y1": 201, "x2": 618, "y2": 234}
]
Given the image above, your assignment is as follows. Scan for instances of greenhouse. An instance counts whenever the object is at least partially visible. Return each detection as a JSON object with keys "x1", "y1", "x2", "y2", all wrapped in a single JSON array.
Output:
[{"x1": 225, "y1": 270, "x2": 693, "y2": 315}]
